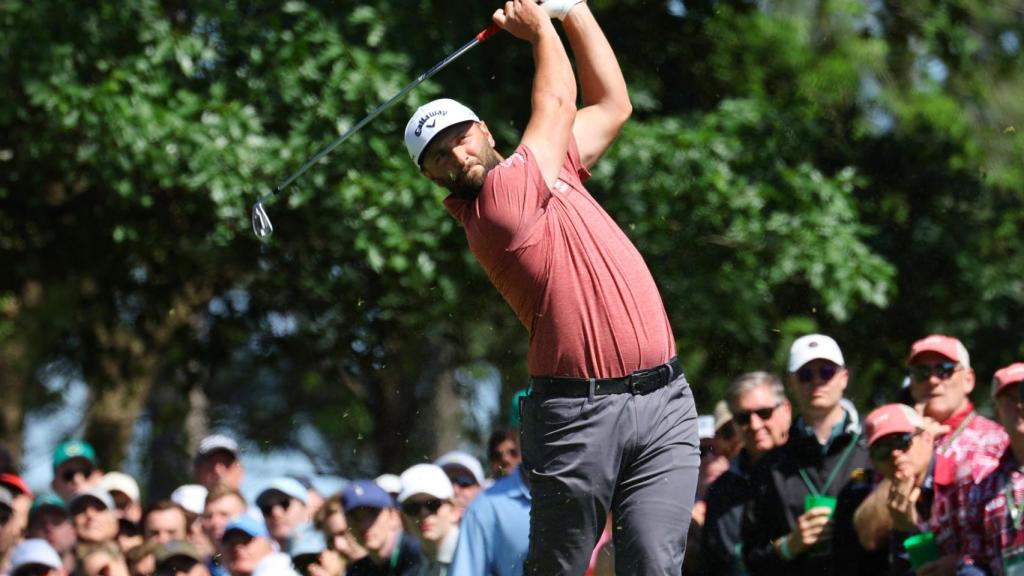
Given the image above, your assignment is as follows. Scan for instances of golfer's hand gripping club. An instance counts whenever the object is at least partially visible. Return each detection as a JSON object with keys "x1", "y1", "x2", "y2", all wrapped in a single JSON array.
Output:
[{"x1": 250, "y1": 21, "x2": 501, "y2": 238}]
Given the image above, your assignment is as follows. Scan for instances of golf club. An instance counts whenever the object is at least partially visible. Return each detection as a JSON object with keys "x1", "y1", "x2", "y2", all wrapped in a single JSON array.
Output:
[{"x1": 251, "y1": 23, "x2": 502, "y2": 239}]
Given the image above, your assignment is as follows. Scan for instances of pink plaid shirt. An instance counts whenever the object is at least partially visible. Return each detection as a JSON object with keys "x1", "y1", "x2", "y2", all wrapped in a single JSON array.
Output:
[
  {"x1": 980, "y1": 454, "x2": 1024, "y2": 576},
  {"x1": 929, "y1": 404, "x2": 1007, "y2": 565}
]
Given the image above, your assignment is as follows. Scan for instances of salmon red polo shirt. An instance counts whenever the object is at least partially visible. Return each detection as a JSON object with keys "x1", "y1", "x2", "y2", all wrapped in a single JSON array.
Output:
[{"x1": 444, "y1": 137, "x2": 675, "y2": 379}]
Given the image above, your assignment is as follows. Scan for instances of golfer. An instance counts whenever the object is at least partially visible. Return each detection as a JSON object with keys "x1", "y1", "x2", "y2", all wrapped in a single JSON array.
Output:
[{"x1": 403, "y1": 0, "x2": 698, "y2": 573}]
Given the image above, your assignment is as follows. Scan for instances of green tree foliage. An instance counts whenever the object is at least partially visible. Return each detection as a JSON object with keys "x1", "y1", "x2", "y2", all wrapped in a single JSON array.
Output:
[{"x1": 1, "y1": 0, "x2": 1022, "y2": 484}]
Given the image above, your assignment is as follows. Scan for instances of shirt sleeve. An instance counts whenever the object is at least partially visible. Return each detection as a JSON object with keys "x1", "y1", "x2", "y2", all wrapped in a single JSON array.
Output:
[{"x1": 450, "y1": 499, "x2": 494, "y2": 576}]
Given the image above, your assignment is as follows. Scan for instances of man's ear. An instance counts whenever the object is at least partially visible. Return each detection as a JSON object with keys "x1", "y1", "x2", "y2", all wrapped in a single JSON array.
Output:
[
  {"x1": 962, "y1": 368, "x2": 976, "y2": 395},
  {"x1": 478, "y1": 121, "x2": 496, "y2": 148}
]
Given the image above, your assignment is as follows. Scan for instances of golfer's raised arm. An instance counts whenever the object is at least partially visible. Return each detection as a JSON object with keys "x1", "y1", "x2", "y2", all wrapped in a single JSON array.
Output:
[
  {"x1": 493, "y1": 0, "x2": 576, "y2": 186},
  {"x1": 561, "y1": 2, "x2": 632, "y2": 169}
]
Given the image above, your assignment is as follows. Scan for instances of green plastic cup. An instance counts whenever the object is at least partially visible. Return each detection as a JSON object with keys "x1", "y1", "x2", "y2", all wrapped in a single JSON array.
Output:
[
  {"x1": 804, "y1": 494, "x2": 837, "y2": 518},
  {"x1": 903, "y1": 532, "x2": 940, "y2": 571}
]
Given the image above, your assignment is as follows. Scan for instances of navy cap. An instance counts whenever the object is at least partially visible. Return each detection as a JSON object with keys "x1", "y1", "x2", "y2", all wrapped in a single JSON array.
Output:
[{"x1": 341, "y1": 480, "x2": 394, "y2": 513}]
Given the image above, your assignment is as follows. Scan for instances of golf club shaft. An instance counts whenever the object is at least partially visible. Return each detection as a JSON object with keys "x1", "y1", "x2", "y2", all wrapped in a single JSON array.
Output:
[{"x1": 260, "y1": 23, "x2": 502, "y2": 203}]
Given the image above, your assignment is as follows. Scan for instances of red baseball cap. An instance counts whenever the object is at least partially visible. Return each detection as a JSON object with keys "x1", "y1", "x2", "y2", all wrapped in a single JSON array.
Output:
[
  {"x1": 907, "y1": 334, "x2": 968, "y2": 367},
  {"x1": 0, "y1": 473, "x2": 33, "y2": 499},
  {"x1": 864, "y1": 404, "x2": 924, "y2": 447},
  {"x1": 992, "y1": 363, "x2": 1024, "y2": 398}
]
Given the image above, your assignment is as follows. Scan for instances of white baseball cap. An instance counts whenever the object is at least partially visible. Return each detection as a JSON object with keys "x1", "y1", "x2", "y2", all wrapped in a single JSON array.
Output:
[
  {"x1": 434, "y1": 450, "x2": 485, "y2": 486},
  {"x1": 398, "y1": 464, "x2": 454, "y2": 504},
  {"x1": 9, "y1": 539, "x2": 63, "y2": 572},
  {"x1": 100, "y1": 471, "x2": 140, "y2": 504},
  {"x1": 787, "y1": 334, "x2": 845, "y2": 372},
  {"x1": 404, "y1": 98, "x2": 479, "y2": 166},
  {"x1": 170, "y1": 484, "x2": 209, "y2": 515},
  {"x1": 374, "y1": 474, "x2": 402, "y2": 496}
]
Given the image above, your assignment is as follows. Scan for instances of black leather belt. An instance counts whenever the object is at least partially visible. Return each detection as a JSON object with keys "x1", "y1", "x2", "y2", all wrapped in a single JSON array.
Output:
[{"x1": 529, "y1": 357, "x2": 681, "y2": 397}]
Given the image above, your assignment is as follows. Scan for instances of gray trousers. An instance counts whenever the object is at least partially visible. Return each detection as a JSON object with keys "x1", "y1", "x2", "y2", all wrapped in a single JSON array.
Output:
[{"x1": 520, "y1": 371, "x2": 699, "y2": 575}]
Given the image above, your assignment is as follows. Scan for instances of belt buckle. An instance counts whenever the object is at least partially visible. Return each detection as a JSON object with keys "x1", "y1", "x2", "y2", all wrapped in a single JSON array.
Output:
[{"x1": 627, "y1": 373, "x2": 640, "y2": 395}]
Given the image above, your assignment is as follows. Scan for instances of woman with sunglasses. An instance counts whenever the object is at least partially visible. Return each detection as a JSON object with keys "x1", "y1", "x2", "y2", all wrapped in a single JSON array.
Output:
[{"x1": 844, "y1": 404, "x2": 944, "y2": 576}]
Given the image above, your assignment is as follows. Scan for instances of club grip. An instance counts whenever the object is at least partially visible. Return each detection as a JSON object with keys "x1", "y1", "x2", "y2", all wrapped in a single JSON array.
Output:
[{"x1": 475, "y1": 23, "x2": 501, "y2": 43}]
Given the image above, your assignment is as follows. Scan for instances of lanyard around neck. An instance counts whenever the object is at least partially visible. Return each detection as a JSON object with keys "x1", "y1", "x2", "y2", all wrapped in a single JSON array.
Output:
[
  {"x1": 389, "y1": 532, "x2": 402, "y2": 574},
  {"x1": 937, "y1": 411, "x2": 975, "y2": 456},
  {"x1": 798, "y1": 432, "x2": 861, "y2": 496},
  {"x1": 1007, "y1": 480, "x2": 1024, "y2": 532}
]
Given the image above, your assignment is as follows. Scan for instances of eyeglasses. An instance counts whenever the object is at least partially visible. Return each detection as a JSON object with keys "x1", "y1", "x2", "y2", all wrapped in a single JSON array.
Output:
[
  {"x1": 733, "y1": 404, "x2": 782, "y2": 427},
  {"x1": 401, "y1": 498, "x2": 444, "y2": 517},
  {"x1": 61, "y1": 464, "x2": 95, "y2": 483},
  {"x1": 156, "y1": 558, "x2": 199, "y2": 576},
  {"x1": 258, "y1": 495, "x2": 292, "y2": 517},
  {"x1": 795, "y1": 365, "x2": 839, "y2": 383},
  {"x1": 909, "y1": 361, "x2": 959, "y2": 382},
  {"x1": 869, "y1": 432, "x2": 915, "y2": 461}
]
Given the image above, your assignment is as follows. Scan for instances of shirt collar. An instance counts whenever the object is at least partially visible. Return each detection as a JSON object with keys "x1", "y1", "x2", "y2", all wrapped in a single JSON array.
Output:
[
  {"x1": 940, "y1": 401, "x2": 974, "y2": 429},
  {"x1": 511, "y1": 465, "x2": 532, "y2": 501},
  {"x1": 437, "y1": 525, "x2": 460, "y2": 564}
]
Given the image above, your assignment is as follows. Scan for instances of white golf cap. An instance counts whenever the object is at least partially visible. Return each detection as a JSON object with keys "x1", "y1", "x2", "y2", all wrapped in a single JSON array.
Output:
[
  {"x1": 433, "y1": 450, "x2": 485, "y2": 486},
  {"x1": 787, "y1": 334, "x2": 845, "y2": 372},
  {"x1": 404, "y1": 98, "x2": 479, "y2": 166},
  {"x1": 697, "y1": 416, "x2": 716, "y2": 440},
  {"x1": 398, "y1": 464, "x2": 454, "y2": 504},
  {"x1": 374, "y1": 473, "x2": 402, "y2": 496},
  {"x1": 196, "y1": 434, "x2": 239, "y2": 459},
  {"x1": 170, "y1": 484, "x2": 208, "y2": 515},
  {"x1": 100, "y1": 471, "x2": 140, "y2": 504},
  {"x1": 9, "y1": 539, "x2": 62, "y2": 571}
]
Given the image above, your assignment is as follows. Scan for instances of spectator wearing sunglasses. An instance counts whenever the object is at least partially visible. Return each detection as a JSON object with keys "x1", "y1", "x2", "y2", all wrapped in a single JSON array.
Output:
[
  {"x1": 341, "y1": 479, "x2": 423, "y2": 576},
  {"x1": 486, "y1": 431, "x2": 521, "y2": 481},
  {"x1": 839, "y1": 404, "x2": 944, "y2": 576},
  {"x1": 153, "y1": 540, "x2": 211, "y2": 576},
  {"x1": 8, "y1": 538, "x2": 63, "y2": 576},
  {"x1": 433, "y1": 452, "x2": 485, "y2": 514},
  {"x1": 70, "y1": 490, "x2": 120, "y2": 545},
  {"x1": 976, "y1": 363, "x2": 1024, "y2": 576},
  {"x1": 741, "y1": 334, "x2": 872, "y2": 576},
  {"x1": 51, "y1": 440, "x2": 103, "y2": 503},
  {"x1": 702, "y1": 371, "x2": 792, "y2": 576},
  {"x1": 858, "y1": 335, "x2": 1007, "y2": 574},
  {"x1": 254, "y1": 478, "x2": 310, "y2": 549},
  {"x1": 219, "y1": 515, "x2": 298, "y2": 576},
  {"x1": 398, "y1": 464, "x2": 461, "y2": 576}
]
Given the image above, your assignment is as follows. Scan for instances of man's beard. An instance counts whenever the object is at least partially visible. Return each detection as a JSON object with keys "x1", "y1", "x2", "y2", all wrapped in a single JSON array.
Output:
[{"x1": 447, "y1": 150, "x2": 501, "y2": 200}]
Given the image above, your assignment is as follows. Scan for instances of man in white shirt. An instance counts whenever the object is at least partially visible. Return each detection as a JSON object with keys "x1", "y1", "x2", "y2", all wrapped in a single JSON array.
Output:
[{"x1": 399, "y1": 465, "x2": 461, "y2": 576}]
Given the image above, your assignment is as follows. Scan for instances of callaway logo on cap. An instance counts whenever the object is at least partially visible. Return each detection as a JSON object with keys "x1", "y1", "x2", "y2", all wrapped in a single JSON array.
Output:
[{"x1": 404, "y1": 98, "x2": 479, "y2": 166}]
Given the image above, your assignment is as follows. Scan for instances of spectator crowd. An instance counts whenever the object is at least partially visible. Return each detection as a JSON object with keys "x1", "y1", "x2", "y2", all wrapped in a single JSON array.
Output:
[{"x1": 1, "y1": 332, "x2": 1022, "y2": 576}]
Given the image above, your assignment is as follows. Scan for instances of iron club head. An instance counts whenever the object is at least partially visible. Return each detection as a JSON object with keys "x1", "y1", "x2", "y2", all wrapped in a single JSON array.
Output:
[{"x1": 252, "y1": 199, "x2": 274, "y2": 238}]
